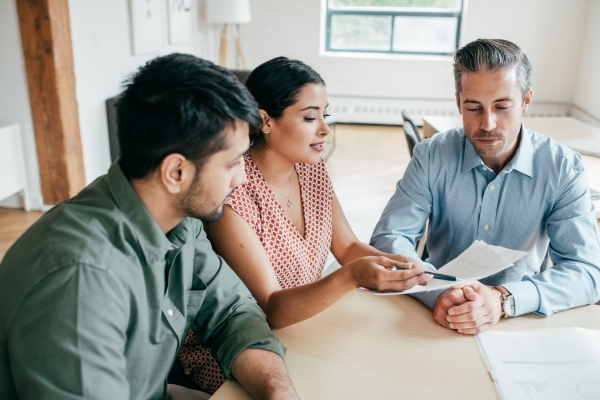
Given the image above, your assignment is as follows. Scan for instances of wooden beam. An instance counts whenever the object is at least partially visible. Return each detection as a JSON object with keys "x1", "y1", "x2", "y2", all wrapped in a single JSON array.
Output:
[{"x1": 16, "y1": 0, "x2": 85, "y2": 204}]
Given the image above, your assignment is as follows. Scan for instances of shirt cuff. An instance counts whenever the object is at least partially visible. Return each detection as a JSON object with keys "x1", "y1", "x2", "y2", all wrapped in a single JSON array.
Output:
[
  {"x1": 410, "y1": 288, "x2": 445, "y2": 310},
  {"x1": 501, "y1": 280, "x2": 540, "y2": 316}
]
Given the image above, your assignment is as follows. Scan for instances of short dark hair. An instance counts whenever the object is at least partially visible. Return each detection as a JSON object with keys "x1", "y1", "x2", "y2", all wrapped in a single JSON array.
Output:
[
  {"x1": 453, "y1": 39, "x2": 532, "y2": 100},
  {"x1": 244, "y1": 57, "x2": 325, "y2": 147},
  {"x1": 116, "y1": 53, "x2": 261, "y2": 179}
]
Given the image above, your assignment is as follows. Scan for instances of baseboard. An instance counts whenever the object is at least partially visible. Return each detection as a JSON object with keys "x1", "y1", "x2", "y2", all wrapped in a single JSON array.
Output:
[
  {"x1": 0, "y1": 192, "x2": 47, "y2": 212},
  {"x1": 328, "y1": 95, "x2": 573, "y2": 126}
]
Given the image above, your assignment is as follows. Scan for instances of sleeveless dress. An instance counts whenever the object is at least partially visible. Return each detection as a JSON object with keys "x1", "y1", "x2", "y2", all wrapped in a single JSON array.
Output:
[{"x1": 177, "y1": 154, "x2": 334, "y2": 393}]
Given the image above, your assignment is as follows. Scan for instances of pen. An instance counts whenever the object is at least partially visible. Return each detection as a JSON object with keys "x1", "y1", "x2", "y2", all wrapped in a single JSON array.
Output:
[{"x1": 391, "y1": 266, "x2": 458, "y2": 281}]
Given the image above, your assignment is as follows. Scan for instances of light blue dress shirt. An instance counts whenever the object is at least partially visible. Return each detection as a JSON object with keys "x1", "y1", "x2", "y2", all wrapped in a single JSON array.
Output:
[{"x1": 370, "y1": 125, "x2": 600, "y2": 317}]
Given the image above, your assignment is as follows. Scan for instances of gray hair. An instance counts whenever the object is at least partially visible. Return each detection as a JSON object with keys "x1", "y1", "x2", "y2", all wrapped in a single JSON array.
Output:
[{"x1": 453, "y1": 39, "x2": 532, "y2": 101}]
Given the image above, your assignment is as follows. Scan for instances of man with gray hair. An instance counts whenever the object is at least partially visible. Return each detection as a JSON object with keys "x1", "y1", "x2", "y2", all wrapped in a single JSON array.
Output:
[{"x1": 371, "y1": 39, "x2": 600, "y2": 334}]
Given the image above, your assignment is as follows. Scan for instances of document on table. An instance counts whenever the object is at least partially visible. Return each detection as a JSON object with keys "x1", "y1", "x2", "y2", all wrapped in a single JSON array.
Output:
[
  {"x1": 372, "y1": 240, "x2": 528, "y2": 295},
  {"x1": 477, "y1": 327, "x2": 600, "y2": 400}
]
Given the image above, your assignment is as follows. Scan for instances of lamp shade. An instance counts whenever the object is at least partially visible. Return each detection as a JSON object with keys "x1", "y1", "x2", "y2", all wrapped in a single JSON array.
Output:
[{"x1": 206, "y1": 0, "x2": 251, "y2": 23}]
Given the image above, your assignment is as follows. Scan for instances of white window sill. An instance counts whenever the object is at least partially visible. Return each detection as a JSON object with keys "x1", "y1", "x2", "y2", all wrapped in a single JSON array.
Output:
[{"x1": 319, "y1": 49, "x2": 454, "y2": 62}]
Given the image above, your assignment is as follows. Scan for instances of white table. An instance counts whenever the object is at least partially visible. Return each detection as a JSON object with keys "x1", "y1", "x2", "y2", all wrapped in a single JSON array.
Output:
[
  {"x1": 0, "y1": 121, "x2": 30, "y2": 210},
  {"x1": 422, "y1": 116, "x2": 600, "y2": 219},
  {"x1": 212, "y1": 291, "x2": 600, "y2": 399}
]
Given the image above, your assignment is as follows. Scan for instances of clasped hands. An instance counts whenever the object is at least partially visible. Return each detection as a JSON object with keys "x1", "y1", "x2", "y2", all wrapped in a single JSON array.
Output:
[{"x1": 433, "y1": 281, "x2": 503, "y2": 335}]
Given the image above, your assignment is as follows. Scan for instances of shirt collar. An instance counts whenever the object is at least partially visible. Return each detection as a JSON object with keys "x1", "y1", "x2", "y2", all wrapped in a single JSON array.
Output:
[
  {"x1": 461, "y1": 123, "x2": 534, "y2": 177},
  {"x1": 504, "y1": 124, "x2": 534, "y2": 177},
  {"x1": 107, "y1": 161, "x2": 177, "y2": 265}
]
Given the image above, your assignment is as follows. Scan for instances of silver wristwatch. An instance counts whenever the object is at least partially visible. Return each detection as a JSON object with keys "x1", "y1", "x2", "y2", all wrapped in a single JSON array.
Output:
[{"x1": 494, "y1": 286, "x2": 515, "y2": 318}]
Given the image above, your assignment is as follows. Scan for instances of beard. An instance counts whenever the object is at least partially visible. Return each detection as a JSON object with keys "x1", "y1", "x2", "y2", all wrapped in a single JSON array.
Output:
[
  {"x1": 468, "y1": 130, "x2": 511, "y2": 159},
  {"x1": 179, "y1": 172, "x2": 232, "y2": 223}
]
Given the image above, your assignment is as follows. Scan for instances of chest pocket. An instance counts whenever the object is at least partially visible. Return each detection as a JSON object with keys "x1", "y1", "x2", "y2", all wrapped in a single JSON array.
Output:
[{"x1": 184, "y1": 273, "x2": 207, "y2": 329}]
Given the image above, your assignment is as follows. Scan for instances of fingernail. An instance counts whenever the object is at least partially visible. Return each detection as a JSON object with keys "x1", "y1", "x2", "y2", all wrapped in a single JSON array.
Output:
[
  {"x1": 448, "y1": 310, "x2": 454, "y2": 315},
  {"x1": 458, "y1": 329, "x2": 463, "y2": 333},
  {"x1": 449, "y1": 323, "x2": 455, "y2": 329}
]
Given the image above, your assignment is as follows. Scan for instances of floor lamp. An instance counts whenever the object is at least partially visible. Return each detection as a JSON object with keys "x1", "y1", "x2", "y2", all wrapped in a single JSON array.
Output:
[{"x1": 206, "y1": 0, "x2": 252, "y2": 69}]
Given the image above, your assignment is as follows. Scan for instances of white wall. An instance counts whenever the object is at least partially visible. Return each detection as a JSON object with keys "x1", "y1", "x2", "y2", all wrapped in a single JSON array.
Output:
[
  {"x1": 68, "y1": 0, "x2": 211, "y2": 185},
  {"x1": 0, "y1": 0, "x2": 42, "y2": 208},
  {"x1": 1, "y1": 0, "x2": 597, "y2": 209},
  {"x1": 237, "y1": 0, "x2": 589, "y2": 115},
  {"x1": 572, "y1": 0, "x2": 600, "y2": 127}
]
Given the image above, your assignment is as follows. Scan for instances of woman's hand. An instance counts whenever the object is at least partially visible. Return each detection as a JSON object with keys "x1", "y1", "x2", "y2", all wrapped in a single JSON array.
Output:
[
  {"x1": 344, "y1": 256, "x2": 432, "y2": 292},
  {"x1": 384, "y1": 253, "x2": 425, "y2": 269}
]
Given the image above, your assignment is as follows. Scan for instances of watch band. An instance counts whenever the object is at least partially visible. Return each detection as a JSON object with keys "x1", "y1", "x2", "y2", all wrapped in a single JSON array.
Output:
[
  {"x1": 492, "y1": 286, "x2": 506, "y2": 317},
  {"x1": 494, "y1": 285, "x2": 511, "y2": 296}
]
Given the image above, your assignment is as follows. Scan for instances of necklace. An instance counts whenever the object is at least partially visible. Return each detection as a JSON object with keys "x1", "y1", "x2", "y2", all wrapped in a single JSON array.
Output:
[{"x1": 267, "y1": 170, "x2": 293, "y2": 207}]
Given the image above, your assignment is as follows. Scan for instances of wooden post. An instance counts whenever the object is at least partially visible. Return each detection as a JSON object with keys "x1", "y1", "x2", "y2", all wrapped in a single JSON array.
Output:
[
  {"x1": 234, "y1": 24, "x2": 247, "y2": 70},
  {"x1": 16, "y1": 0, "x2": 85, "y2": 205}
]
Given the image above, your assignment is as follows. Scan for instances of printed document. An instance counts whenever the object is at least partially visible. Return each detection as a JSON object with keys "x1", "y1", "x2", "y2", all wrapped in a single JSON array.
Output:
[
  {"x1": 372, "y1": 240, "x2": 527, "y2": 295},
  {"x1": 477, "y1": 327, "x2": 600, "y2": 400}
]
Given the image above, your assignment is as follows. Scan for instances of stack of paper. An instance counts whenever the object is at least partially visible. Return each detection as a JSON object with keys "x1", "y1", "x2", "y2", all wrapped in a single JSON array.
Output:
[
  {"x1": 373, "y1": 240, "x2": 528, "y2": 295},
  {"x1": 477, "y1": 327, "x2": 600, "y2": 400}
]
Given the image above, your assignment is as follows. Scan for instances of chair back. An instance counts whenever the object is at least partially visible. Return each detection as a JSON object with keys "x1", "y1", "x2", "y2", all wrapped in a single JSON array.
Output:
[
  {"x1": 105, "y1": 95, "x2": 120, "y2": 162},
  {"x1": 403, "y1": 118, "x2": 420, "y2": 158},
  {"x1": 401, "y1": 110, "x2": 420, "y2": 143}
]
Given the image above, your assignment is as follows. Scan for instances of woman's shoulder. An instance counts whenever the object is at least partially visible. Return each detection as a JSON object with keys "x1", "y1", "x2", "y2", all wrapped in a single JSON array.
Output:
[{"x1": 226, "y1": 154, "x2": 267, "y2": 209}]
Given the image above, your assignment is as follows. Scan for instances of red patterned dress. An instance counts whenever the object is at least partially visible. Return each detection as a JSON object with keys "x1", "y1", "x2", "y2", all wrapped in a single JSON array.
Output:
[{"x1": 177, "y1": 154, "x2": 334, "y2": 393}]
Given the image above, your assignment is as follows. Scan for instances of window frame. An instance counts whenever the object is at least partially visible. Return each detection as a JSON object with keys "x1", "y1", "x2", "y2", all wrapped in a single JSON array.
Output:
[{"x1": 324, "y1": 0, "x2": 466, "y2": 57}]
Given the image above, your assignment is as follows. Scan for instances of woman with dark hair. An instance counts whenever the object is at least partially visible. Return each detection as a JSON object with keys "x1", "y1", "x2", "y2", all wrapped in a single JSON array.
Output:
[{"x1": 178, "y1": 57, "x2": 430, "y2": 393}]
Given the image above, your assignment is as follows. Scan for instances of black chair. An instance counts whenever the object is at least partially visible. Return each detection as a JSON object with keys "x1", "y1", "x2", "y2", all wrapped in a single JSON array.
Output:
[
  {"x1": 104, "y1": 70, "x2": 254, "y2": 163},
  {"x1": 229, "y1": 69, "x2": 252, "y2": 84},
  {"x1": 401, "y1": 110, "x2": 428, "y2": 258},
  {"x1": 105, "y1": 95, "x2": 120, "y2": 162},
  {"x1": 401, "y1": 110, "x2": 420, "y2": 144},
  {"x1": 402, "y1": 114, "x2": 420, "y2": 158}
]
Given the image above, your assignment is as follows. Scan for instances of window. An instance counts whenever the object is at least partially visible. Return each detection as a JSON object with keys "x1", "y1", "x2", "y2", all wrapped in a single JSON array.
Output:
[{"x1": 324, "y1": 0, "x2": 466, "y2": 56}]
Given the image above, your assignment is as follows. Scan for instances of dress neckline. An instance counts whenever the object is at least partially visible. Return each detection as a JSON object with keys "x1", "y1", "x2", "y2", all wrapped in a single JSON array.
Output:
[{"x1": 245, "y1": 154, "x2": 308, "y2": 240}]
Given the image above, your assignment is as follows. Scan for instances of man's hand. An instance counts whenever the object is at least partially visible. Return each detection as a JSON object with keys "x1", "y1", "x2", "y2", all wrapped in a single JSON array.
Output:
[
  {"x1": 433, "y1": 286, "x2": 473, "y2": 329},
  {"x1": 231, "y1": 348, "x2": 298, "y2": 400},
  {"x1": 443, "y1": 281, "x2": 503, "y2": 335}
]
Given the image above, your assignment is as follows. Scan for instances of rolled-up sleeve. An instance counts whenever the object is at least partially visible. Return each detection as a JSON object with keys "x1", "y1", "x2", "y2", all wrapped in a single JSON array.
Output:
[{"x1": 190, "y1": 228, "x2": 286, "y2": 379}]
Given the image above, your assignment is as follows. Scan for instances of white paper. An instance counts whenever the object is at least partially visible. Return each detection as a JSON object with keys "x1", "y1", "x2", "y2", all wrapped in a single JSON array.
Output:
[
  {"x1": 168, "y1": 0, "x2": 192, "y2": 45},
  {"x1": 372, "y1": 241, "x2": 528, "y2": 295},
  {"x1": 130, "y1": 0, "x2": 162, "y2": 55},
  {"x1": 477, "y1": 328, "x2": 600, "y2": 400}
]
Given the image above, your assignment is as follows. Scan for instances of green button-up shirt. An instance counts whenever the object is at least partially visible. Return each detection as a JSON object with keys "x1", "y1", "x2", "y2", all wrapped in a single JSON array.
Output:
[{"x1": 0, "y1": 162, "x2": 285, "y2": 400}]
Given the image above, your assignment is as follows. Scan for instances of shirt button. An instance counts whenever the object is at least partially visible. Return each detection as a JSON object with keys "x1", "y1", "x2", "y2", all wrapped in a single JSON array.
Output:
[
  {"x1": 166, "y1": 309, "x2": 174, "y2": 317},
  {"x1": 490, "y1": 184, "x2": 496, "y2": 190},
  {"x1": 169, "y1": 246, "x2": 175, "y2": 251},
  {"x1": 482, "y1": 166, "x2": 488, "y2": 171},
  {"x1": 483, "y1": 224, "x2": 489, "y2": 230}
]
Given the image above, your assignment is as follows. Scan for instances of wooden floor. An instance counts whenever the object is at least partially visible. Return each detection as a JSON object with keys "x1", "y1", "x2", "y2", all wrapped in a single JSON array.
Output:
[
  {"x1": 0, "y1": 124, "x2": 412, "y2": 261},
  {"x1": 326, "y1": 123, "x2": 412, "y2": 243},
  {"x1": 0, "y1": 208, "x2": 43, "y2": 260}
]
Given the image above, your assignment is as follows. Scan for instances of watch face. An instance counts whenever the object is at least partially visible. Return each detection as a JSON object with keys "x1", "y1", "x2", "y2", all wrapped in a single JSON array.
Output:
[{"x1": 503, "y1": 296, "x2": 515, "y2": 316}]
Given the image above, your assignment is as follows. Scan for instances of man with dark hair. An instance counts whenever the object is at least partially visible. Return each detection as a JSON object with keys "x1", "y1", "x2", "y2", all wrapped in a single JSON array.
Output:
[
  {"x1": 371, "y1": 39, "x2": 600, "y2": 334},
  {"x1": 0, "y1": 54, "x2": 298, "y2": 400}
]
